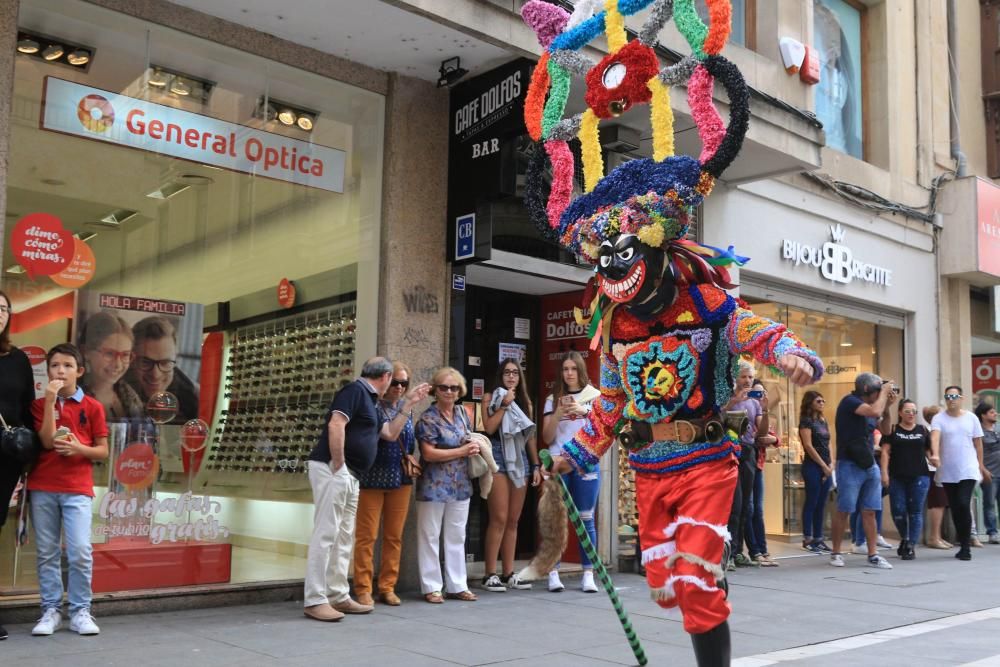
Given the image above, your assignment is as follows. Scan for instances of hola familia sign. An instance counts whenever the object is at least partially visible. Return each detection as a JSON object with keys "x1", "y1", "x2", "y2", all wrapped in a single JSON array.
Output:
[{"x1": 41, "y1": 77, "x2": 345, "y2": 193}]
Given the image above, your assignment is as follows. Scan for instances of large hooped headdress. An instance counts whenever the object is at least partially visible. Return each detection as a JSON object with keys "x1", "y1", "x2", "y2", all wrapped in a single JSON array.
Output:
[{"x1": 521, "y1": 0, "x2": 751, "y2": 284}]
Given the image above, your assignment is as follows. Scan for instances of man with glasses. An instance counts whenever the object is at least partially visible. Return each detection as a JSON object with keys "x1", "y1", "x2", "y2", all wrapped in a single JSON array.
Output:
[
  {"x1": 303, "y1": 357, "x2": 429, "y2": 622},
  {"x1": 929, "y1": 387, "x2": 992, "y2": 560},
  {"x1": 126, "y1": 316, "x2": 198, "y2": 423},
  {"x1": 829, "y1": 372, "x2": 895, "y2": 569}
]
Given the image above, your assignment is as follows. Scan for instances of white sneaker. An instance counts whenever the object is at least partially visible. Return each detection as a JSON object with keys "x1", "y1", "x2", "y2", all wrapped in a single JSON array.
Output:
[
  {"x1": 829, "y1": 554, "x2": 845, "y2": 567},
  {"x1": 580, "y1": 570, "x2": 599, "y2": 593},
  {"x1": 851, "y1": 543, "x2": 868, "y2": 555},
  {"x1": 31, "y1": 608, "x2": 62, "y2": 636},
  {"x1": 548, "y1": 570, "x2": 564, "y2": 592},
  {"x1": 867, "y1": 554, "x2": 893, "y2": 570},
  {"x1": 69, "y1": 609, "x2": 100, "y2": 635},
  {"x1": 876, "y1": 535, "x2": 893, "y2": 549}
]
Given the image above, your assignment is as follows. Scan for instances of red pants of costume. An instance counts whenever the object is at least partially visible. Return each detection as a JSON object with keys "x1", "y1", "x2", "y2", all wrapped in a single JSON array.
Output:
[{"x1": 637, "y1": 456, "x2": 738, "y2": 634}]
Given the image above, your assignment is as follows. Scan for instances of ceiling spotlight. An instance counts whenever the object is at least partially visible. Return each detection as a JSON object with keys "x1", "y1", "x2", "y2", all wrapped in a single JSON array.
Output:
[
  {"x1": 16, "y1": 38, "x2": 39, "y2": 54},
  {"x1": 277, "y1": 108, "x2": 296, "y2": 126},
  {"x1": 42, "y1": 44, "x2": 64, "y2": 61},
  {"x1": 66, "y1": 49, "x2": 90, "y2": 66},
  {"x1": 437, "y1": 56, "x2": 469, "y2": 88},
  {"x1": 840, "y1": 330, "x2": 854, "y2": 347},
  {"x1": 296, "y1": 113, "x2": 314, "y2": 131},
  {"x1": 170, "y1": 77, "x2": 191, "y2": 96}
]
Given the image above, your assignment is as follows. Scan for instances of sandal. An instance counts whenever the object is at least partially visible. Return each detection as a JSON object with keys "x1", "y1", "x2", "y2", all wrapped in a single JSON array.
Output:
[
  {"x1": 444, "y1": 590, "x2": 477, "y2": 601},
  {"x1": 423, "y1": 591, "x2": 443, "y2": 604}
]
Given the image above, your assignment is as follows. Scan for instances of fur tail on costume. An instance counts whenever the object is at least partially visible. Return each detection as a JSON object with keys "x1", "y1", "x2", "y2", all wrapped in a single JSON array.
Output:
[{"x1": 516, "y1": 477, "x2": 568, "y2": 581}]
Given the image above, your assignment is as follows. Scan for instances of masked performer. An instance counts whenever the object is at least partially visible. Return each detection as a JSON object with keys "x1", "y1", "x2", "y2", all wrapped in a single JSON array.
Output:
[{"x1": 520, "y1": 2, "x2": 824, "y2": 664}]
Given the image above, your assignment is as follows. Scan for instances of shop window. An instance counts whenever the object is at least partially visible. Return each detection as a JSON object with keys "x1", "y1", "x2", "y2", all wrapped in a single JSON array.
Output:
[
  {"x1": 982, "y1": 1, "x2": 1000, "y2": 178},
  {"x1": 813, "y1": 0, "x2": 865, "y2": 159},
  {"x1": 696, "y1": 0, "x2": 753, "y2": 49},
  {"x1": 741, "y1": 301, "x2": 903, "y2": 536},
  {"x1": 2, "y1": 0, "x2": 384, "y2": 593}
]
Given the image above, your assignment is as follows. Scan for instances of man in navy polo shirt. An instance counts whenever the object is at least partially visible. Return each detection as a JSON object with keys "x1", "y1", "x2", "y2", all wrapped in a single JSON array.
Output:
[
  {"x1": 304, "y1": 357, "x2": 429, "y2": 622},
  {"x1": 829, "y1": 372, "x2": 895, "y2": 569}
]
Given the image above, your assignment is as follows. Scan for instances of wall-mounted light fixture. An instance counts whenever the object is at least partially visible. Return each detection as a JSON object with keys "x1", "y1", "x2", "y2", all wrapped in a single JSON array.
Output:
[
  {"x1": 15, "y1": 30, "x2": 93, "y2": 72},
  {"x1": 437, "y1": 57, "x2": 468, "y2": 88},
  {"x1": 254, "y1": 97, "x2": 318, "y2": 133},
  {"x1": 145, "y1": 66, "x2": 214, "y2": 104}
]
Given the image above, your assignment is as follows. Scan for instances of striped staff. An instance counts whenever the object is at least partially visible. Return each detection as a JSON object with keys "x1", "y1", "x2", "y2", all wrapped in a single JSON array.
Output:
[{"x1": 539, "y1": 450, "x2": 648, "y2": 666}]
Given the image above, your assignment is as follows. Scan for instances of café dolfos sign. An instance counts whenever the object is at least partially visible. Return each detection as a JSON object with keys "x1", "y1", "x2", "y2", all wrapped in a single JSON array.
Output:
[{"x1": 42, "y1": 77, "x2": 345, "y2": 193}]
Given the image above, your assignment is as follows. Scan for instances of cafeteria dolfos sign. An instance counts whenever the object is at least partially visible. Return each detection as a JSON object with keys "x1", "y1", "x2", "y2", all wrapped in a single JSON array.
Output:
[{"x1": 43, "y1": 77, "x2": 345, "y2": 193}]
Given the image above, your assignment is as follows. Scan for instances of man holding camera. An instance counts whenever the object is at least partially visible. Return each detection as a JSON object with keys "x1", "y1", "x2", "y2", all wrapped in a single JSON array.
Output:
[{"x1": 829, "y1": 373, "x2": 895, "y2": 569}]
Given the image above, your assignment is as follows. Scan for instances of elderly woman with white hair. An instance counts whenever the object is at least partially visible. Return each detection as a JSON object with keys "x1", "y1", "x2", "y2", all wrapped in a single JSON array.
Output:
[{"x1": 415, "y1": 366, "x2": 480, "y2": 603}]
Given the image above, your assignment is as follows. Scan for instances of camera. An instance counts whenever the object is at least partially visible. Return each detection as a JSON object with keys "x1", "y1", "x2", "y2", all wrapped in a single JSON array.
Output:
[{"x1": 882, "y1": 382, "x2": 900, "y2": 394}]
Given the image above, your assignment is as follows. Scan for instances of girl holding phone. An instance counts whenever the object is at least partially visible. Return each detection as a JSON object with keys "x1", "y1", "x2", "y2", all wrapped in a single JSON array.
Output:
[{"x1": 540, "y1": 352, "x2": 601, "y2": 593}]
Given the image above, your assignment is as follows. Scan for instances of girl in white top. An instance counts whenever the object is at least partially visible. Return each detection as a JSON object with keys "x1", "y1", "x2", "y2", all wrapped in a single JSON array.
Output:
[
  {"x1": 929, "y1": 385, "x2": 992, "y2": 560},
  {"x1": 541, "y1": 351, "x2": 601, "y2": 593}
]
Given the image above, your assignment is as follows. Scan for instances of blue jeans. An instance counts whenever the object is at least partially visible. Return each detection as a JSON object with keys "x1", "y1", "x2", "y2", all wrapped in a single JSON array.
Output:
[
  {"x1": 745, "y1": 466, "x2": 767, "y2": 556},
  {"x1": 888, "y1": 476, "x2": 930, "y2": 544},
  {"x1": 982, "y1": 477, "x2": 1000, "y2": 536},
  {"x1": 851, "y1": 507, "x2": 883, "y2": 545},
  {"x1": 30, "y1": 491, "x2": 94, "y2": 614},
  {"x1": 801, "y1": 459, "x2": 832, "y2": 541},
  {"x1": 561, "y1": 470, "x2": 600, "y2": 568}
]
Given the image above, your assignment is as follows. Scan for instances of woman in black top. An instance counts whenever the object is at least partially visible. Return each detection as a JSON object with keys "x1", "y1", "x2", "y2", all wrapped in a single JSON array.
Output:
[
  {"x1": 879, "y1": 398, "x2": 930, "y2": 561},
  {"x1": 0, "y1": 290, "x2": 36, "y2": 640},
  {"x1": 799, "y1": 390, "x2": 833, "y2": 553}
]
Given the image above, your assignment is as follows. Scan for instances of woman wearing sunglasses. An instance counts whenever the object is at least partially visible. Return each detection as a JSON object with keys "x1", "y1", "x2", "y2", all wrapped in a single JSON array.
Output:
[
  {"x1": 879, "y1": 398, "x2": 930, "y2": 561},
  {"x1": 415, "y1": 367, "x2": 479, "y2": 603},
  {"x1": 353, "y1": 361, "x2": 417, "y2": 606},
  {"x1": 480, "y1": 358, "x2": 540, "y2": 593},
  {"x1": 78, "y1": 311, "x2": 144, "y2": 421},
  {"x1": 799, "y1": 390, "x2": 833, "y2": 553}
]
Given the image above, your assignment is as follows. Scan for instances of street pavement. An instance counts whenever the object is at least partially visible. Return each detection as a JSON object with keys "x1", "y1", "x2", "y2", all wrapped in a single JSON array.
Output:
[{"x1": 4, "y1": 541, "x2": 1000, "y2": 666}]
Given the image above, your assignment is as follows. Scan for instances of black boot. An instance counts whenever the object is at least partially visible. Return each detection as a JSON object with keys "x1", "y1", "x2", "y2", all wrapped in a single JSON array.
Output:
[
  {"x1": 691, "y1": 620, "x2": 731, "y2": 667},
  {"x1": 0, "y1": 623, "x2": 7, "y2": 640},
  {"x1": 896, "y1": 539, "x2": 907, "y2": 558}
]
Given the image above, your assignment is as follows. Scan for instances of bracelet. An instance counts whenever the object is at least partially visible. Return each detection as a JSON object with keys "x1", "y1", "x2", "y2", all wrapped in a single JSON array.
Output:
[{"x1": 530, "y1": 463, "x2": 540, "y2": 471}]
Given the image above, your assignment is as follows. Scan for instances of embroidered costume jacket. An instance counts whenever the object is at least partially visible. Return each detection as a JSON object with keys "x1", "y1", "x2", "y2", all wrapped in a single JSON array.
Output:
[{"x1": 562, "y1": 284, "x2": 823, "y2": 476}]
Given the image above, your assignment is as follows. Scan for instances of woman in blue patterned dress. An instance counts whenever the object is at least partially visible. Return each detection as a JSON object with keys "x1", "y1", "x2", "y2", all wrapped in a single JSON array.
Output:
[{"x1": 415, "y1": 367, "x2": 480, "y2": 603}]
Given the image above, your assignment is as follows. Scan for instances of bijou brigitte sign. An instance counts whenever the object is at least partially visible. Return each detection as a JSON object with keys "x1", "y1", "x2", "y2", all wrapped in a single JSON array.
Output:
[{"x1": 41, "y1": 77, "x2": 345, "y2": 193}]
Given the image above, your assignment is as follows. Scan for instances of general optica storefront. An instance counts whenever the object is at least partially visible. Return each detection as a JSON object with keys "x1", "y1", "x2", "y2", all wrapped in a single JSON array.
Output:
[
  {"x1": 704, "y1": 178, "x2": 938, "y2": 541},
  {"x1": 2, "y1": 0, "x2": 385, "y2": 595}
]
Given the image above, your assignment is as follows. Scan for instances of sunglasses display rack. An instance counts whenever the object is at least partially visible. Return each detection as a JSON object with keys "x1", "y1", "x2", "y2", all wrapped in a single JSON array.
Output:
[{"x1": 199, "y1": 303, "x2": 356, "y2": 495}]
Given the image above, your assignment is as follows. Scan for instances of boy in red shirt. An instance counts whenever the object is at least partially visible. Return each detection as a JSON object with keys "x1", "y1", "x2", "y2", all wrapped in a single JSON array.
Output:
[{"x1": 29, "y1": 343, "x2": 108, "y2": 637}]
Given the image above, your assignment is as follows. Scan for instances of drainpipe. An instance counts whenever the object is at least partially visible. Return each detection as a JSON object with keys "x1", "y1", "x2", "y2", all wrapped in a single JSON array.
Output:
[{"x1": 947, "y1": 0, "x2": 968, "y2": 177}]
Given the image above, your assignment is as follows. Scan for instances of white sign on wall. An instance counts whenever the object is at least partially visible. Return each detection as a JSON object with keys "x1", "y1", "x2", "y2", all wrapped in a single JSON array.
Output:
[
  {"x1": 781, "y1": 224, "x2": 892, "y2": 287},
  {"x1": 41, "y1": 77, "x2": 345, "y2": 193}
]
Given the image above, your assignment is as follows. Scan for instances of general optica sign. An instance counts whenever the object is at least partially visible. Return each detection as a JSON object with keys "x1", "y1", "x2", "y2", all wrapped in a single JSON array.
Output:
[{"x1": 41, "y1": 77, "x2": 345, "y2": 193}]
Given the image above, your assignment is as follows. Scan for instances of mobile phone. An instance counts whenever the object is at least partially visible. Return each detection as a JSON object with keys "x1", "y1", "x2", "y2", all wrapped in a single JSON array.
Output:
[
  {"x1": 748, "y1": 390, "x2": 764, "y2": 399},
  {"x1": 559, "y1": 395, "x2": 576, "y2": 406}
]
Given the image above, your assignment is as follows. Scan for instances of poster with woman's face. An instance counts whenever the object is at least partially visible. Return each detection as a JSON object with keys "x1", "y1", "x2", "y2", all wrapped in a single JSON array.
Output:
[{"x1": 74, "y1": 290, "x2": 203, "y2": 425}]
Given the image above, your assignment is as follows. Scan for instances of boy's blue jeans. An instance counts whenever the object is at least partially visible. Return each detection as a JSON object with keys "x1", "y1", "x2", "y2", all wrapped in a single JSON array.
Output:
[{"x1": 30, "y1": 491, "x2": 94, "y2": 614}]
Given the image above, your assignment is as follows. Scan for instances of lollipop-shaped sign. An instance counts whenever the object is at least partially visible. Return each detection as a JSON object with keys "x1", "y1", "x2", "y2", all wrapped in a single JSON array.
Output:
[
  {"x1": 10, "y1": 213, "x2": 75, "y2": 278},
  {"x1": 147, "y1": 391, "x2": 179, "y2": 424},
  {"x1": 114, "y1": 442, "x2": 160, "y2": 490},
  {"x1": 180, "y1": 419, "x2": 209, "y2": 452}
]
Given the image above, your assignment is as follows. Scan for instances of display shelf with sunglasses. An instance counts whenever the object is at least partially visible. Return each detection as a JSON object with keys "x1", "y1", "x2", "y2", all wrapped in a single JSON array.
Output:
[{"x1": 196, "y1": 304, "x2": 356, "y2": 500}]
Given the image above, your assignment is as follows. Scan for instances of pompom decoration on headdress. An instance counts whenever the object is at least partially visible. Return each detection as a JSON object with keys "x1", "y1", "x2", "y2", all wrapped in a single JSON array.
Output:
[{"x1": 520, "y1": 0, "x2": 751, "y2": 272}]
